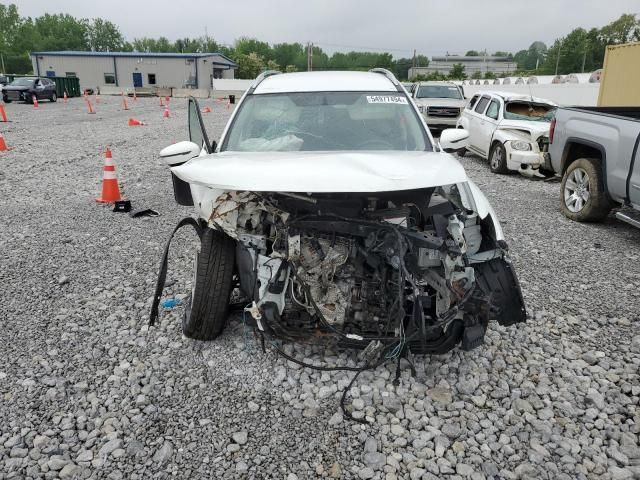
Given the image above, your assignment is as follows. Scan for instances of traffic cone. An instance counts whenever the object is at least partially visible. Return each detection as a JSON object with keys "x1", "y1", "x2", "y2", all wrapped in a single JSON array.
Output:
[
  {"x1": 63, "y1": 91, "x2": 68, "y2": 103},
  {"x1": 165, "y1": 96, "x2": 170, "y2": 103},
  {"x1": 96, "y1": 148, "x2": 122, "y2": 203},
  {"x1": 0, "y1": 103, "x2": 7, "y2": 122},
  {"x1": 0, "y1": 134, "x2": 9, "y2": 151},
  {"x1": 202, "y1": 106, "x2": 212, "y2": 113},
  {"x1": 122, "y1": 94, "x2": 129, "y2": 111},
  {"x1": 133, "y1": 90, "x2": 138, "y2": 102},
  {"x1": 95, "y1": 93, "x2": 100, "y2": 104},
  {"x1": 128, "y1": 117, "x2": 145, "y2": 126},
  {"x1": 159, "y1": 96, "x2": 164, "y2": 107},
  {"x1": 163, "y1": 106, "x2": 170, "y2": 118},
  {"x1": 33, "y1": 96, "x2": 39, "y2": 108}
]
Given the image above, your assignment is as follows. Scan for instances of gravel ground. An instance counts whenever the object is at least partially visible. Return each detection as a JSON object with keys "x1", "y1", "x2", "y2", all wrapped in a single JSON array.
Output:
[{"x1": 0, "y1": 96, "x2": 639, "y2": 480}]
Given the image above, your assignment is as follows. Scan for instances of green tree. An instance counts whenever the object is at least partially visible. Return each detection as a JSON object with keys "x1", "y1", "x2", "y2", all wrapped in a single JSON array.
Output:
[
  {"x1": 33, "y1": 14, "x2": 89, "y2": 51},
  {"x1": 599, "y1": 13, "x2": 639, "y2": 45},
  {"x1": 484, "y1": 71, "x2": 496, "y2": 80},
  {"x1": 272, "y1": 43, "x2": 304, "y2": 70},
  {"x1": 492, "y1": 51, "x2": 510, "y2": 57},
  {"x1": 471, "y1": 70, "x2": 483, "y2": 80},
  {"x1": 449, "y1": 63, "x2": 466, "y2": 79},
  {"x1": 234, "y1": 37, "x2": 272, "y2": 60},
  {"x1": 465, "y1": 50, "x2": 479, "y2": 56},
  {"x1": 235, "y1": 52, "x2": 264, "y2": 79},
  {"x1": 87, "y1": 19, "x2": 125, "y2": 51}
]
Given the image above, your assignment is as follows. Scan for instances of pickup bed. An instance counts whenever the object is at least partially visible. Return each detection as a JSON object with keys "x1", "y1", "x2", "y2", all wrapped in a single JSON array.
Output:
[{"x1": 549, "y1": 106, "x2": 640, "y2": 226}]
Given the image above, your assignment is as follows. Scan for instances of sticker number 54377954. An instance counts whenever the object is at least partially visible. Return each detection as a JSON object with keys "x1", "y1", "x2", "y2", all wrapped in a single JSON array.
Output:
[{"x1": 366, "y1": 95, "x2": 408, "y2": 104}]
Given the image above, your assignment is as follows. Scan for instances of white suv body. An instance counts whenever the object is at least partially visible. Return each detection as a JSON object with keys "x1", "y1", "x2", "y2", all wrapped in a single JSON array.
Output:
[
  {"x1": 457, "y1": 91, "x2": 557, "y2": 175},
  {"x1": 155, "y1": 70, "x2": 527, "y2": 358},
  {"x1": 412, "y1": 81, "x2": 466, "y2": 130}
]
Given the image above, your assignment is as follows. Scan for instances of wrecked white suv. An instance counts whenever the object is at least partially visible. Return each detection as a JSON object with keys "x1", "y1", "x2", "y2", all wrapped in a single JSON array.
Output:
[
  {"x1": 151, "y1": 70, "x2": 526, "y2": 359},
  {"x1": 457, "y1": 92, "x2": 556, "y2": 176}
]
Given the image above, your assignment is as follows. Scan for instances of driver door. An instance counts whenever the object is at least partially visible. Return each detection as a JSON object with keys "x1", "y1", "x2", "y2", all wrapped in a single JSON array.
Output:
[{"x1": 188, "y1": 97, "x2": 213, "y2": 154}]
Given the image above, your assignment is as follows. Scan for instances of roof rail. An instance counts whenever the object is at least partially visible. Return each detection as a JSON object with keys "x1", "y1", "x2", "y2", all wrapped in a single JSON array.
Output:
[
  {"x1": 368, "y1": 68, "x2": 403, "y2": 92},
  {"x1": 247, "y1": 70, "x2": 281, "y2": 94}
]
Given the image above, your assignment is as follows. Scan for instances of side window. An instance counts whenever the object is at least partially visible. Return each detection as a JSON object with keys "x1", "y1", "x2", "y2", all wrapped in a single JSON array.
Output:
[
  {"x1": 474, "y1": 96, "x2": 490, "y2": 114},
  {"x1": 485, "y1": 100, "x2": 499, "y2": 120},
  {"x1": 467, "y1": 95, "x2": 479, "y2": 110}
]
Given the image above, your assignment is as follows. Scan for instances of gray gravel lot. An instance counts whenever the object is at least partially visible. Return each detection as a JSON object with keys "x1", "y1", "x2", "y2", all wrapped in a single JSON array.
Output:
[{"x1": 0, "y1": 97, "x2": 639, "y2": 480}]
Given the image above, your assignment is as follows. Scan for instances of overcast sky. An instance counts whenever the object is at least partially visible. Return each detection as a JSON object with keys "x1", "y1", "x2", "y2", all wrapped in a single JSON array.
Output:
[{"x1": 14, "y1": 0, "x2": 640, "y2": 56}]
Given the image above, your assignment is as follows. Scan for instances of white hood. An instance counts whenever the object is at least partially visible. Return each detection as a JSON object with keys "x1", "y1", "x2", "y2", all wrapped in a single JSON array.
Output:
[
  {"x1": 497, "y1": 119, "x2": 550, "y2": 138},
  {"x1": 172, "y1": 151, "x2": 469, "y2": 193}
]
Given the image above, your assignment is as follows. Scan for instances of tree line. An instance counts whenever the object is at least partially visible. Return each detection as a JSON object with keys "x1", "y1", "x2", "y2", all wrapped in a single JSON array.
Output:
[{"x1": 1, "y1": 3, "x2": 638, "y2": 79}]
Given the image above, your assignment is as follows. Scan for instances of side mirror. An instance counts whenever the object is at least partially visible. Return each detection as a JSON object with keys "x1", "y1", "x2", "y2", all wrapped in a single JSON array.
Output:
[
  {"x1": 160, "y1": 141, "x2": 201, "y2": 167},
  {"x1": 439, "y1": 128, "x2": 469, "y2": 153}
]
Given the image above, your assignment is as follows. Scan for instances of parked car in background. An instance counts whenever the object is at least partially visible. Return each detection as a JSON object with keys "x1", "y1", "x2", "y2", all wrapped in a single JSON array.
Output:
[
  {"x1": 549, "y1": 106, "x2": 640, "y2": 226},
  {"x1": 0, "y1": 74, "x2": 8, "y2": 97},
  {"x1": 457, "y1": 92, "x2": 556, "y2": 175},
  {"x1": 153, "y1": 69, "x2": 526, "y2": 358},
  {"x1": 411, "y1": 81, "x2": 466, "y2": 131},
  {"x1": 2, "y1": 77, "x2": 57, "y2": 103}
]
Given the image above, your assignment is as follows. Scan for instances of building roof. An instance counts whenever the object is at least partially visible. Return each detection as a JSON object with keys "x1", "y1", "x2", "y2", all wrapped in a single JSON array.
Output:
[
  {"x1": 254, "y1": 71, "x2": 398, "y2": 94},
  {"x1": 30, "y1": 51, "x2": 237, "y2": 67}
]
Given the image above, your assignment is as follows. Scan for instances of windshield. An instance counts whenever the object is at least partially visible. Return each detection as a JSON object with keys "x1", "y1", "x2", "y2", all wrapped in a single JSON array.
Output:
[
  {"x1": 10, "y1": 78, "x2": 35, "y2": 87},
  {"x1": 415, "y1": 85, "x2": 462, "y2": 100},
  {"x1": 222, "y1": 91, "x2": 431, "y2": 152},
  {"x1": 503, "y1": 101, "x2": 556, "y2": 122}
]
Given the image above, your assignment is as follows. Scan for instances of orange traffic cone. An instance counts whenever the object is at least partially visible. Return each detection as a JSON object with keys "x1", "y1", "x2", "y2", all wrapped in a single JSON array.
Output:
[
  {"x1": 0, "y1": 134, "x2": 9, "y2": 151},
  {"x1": 128, "y1": 117, "x2": 145, "y2": 126},
  {"x1": 95, "y1": 93, "x2": 100, "y2": 104},
  {"x1": 202, "y1": 106, "x2": 212, "y2": 113},
  {"x1": 33, "y1": 96, "x2": 39, "y2": 108},
  {"x1": 163, "y1": 106, "x2": 170, "y2": 118},
  {"x1": 159, "y1": 96, "x2": 164, "y2": 107},
  {"x1": 96, "y1": 148, "x2": 122, "y2": 203},
  {"x1": 122, "y1": 94, "x2": 129, "y2": 111},
  {"x1": 63, "y1": 91, "x2": 68, "y2": 103},
  {"x1": 133, "y1": 90, "x2": 138, "y2": 102},
  {"x1": 0, "y1": 103, "x2": 7, "y2": 122}
]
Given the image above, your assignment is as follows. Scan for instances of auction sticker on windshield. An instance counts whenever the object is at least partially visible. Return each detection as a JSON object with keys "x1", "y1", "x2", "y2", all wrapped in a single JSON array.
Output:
[{"x1": 366, "y1": 95, "x2": 408, "y2": 104}]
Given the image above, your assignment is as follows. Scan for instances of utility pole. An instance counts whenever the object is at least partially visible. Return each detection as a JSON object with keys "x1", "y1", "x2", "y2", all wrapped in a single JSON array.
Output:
[
  {"x1": 0, "y1": 53, "x2": 5, "y2": 73},
  {"x1": 581, "y1": 40, "x2": 589, "y2": 73},
  {"x1": 555, "y1": 42, "x2": 562, "y2": 76},
  {"x1": 412, "y1": 49, "x2": 416, "y2": 79},
  {"x1": 307, "y1": 42, "x2": 314, "y2": 72}
]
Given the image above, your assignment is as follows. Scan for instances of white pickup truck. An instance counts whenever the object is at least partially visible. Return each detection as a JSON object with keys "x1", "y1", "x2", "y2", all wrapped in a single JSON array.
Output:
[{"x1": 549, "y1": 106, "x2": 640, "y2": 226}]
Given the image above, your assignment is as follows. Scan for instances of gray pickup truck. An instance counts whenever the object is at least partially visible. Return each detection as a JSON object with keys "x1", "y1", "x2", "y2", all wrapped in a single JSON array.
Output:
[{"x1": 549, "y1": 106, "x2": 640, "y2": 227}]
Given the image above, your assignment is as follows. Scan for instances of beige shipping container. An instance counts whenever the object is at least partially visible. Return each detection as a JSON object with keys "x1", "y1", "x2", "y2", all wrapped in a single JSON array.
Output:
[{"x1": 597, "y1": 42, "x2": 640, "y2": 106}]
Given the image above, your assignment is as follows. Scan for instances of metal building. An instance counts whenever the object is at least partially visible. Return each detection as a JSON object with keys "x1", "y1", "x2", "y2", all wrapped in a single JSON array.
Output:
[
  {"x1": 408, "y1": 55, "x2": 517, "y2": 79},
  {"x1": 30, "y1": 51, "x2": 237, "y2": 91}
]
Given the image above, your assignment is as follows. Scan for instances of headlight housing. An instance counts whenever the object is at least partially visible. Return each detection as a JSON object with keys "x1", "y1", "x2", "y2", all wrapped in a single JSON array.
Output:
[{"x1": 511, "y1": 140, "x2": 532, "y2": 151}]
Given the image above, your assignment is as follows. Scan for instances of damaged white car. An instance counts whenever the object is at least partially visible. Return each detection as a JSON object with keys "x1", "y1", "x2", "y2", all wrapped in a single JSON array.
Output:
[
  {"x1": 457, "y1": 92, "x2": 556, "y2": 176},
  {"x1": 151, "y1": 70, "x2": 526, "y2": 360}
]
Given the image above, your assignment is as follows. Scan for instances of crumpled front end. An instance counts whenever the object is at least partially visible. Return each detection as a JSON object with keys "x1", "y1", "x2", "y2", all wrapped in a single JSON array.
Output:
[{"x1": 207, "y1": 185, "x2": 526, "y2": 355}]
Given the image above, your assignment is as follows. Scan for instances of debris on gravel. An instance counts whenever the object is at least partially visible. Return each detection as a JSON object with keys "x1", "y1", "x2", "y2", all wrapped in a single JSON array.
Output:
[{"x1": 0, "y1": 98, "x2": 638, "y2": 478}]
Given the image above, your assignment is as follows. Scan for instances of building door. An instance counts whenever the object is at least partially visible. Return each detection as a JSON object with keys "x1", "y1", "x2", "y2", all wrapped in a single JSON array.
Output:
[{"x1": 132, "y1": 73, "x2": 143, "y2": 88}]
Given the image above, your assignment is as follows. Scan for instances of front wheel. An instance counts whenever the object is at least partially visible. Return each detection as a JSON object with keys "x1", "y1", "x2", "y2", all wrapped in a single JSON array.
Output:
[
  {"x1": 560, "y1": 158, "x2": 613, "y2": 222},
  {"x1": 182, "y1": 228, "x2": 236, "y2": 340},
  {"x1": 489, "y1": 142, "x2": 509, "y2": 174},
  {"x1": 50, "y1": 92, "x2": 57, "y2": 102}
]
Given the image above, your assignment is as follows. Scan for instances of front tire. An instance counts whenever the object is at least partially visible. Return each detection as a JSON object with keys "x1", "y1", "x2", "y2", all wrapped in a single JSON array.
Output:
[
  {"x1": 561, "y1": 158, "x2": 613, "y2": 222},
  {"x1": 51, "y1": 92, "x2": 57, "y2": 102},
  {"x1": 182, "y1": 228, "x2": 236, "y2": 340},
  {"x1": 489, "y1": 142, "x2": 509, "y2": 174}
]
